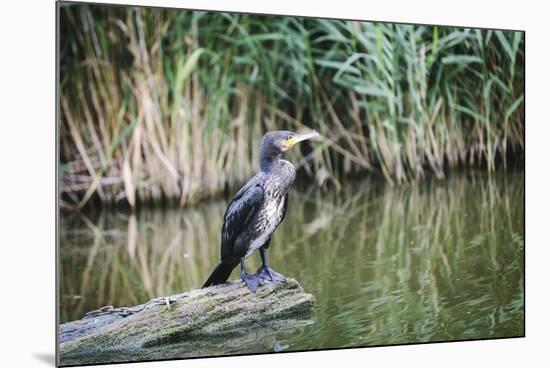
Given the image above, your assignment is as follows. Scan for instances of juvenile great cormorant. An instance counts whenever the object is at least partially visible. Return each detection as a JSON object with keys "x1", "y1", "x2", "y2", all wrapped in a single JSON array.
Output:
[{"x1": 202, "y1": 130, "x2": 319, "y2": 292}]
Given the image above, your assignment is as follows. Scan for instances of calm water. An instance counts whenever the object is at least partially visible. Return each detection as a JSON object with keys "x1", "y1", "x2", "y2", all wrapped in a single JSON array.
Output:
[{"x1": 60, "y1": 172, "x2": 524, "y2": 358}]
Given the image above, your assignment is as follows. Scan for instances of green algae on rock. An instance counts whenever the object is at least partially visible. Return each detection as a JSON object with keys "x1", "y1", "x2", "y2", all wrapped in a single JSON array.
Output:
[{"x1": 59, "y1": 278, "x2": 315, "y2": 366}]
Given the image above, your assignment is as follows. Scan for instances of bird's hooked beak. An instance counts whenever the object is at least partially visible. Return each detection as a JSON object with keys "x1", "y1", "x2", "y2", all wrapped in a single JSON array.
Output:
[{"x1": 287, "y1": 130, "x2": 320, "y2": 148}]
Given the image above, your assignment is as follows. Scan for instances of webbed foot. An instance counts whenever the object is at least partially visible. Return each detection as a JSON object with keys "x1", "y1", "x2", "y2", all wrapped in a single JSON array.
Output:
[
  {"x1": 256, "y1": 266, "x2": 286, "y2": 282},
  {"x1": 241, "y1": 272, "x2": 263, "y2": 293}
]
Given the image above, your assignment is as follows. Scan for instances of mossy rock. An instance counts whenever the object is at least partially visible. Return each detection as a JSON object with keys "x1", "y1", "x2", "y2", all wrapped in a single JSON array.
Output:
[{"x1": 59, "y1": 278, "x2": 315, "y2": 366}]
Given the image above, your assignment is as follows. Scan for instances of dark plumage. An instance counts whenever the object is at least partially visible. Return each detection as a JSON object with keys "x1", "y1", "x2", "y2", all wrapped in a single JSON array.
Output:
[{"x1": 202, "y1": 130, "x2": 319, "y2": 292}]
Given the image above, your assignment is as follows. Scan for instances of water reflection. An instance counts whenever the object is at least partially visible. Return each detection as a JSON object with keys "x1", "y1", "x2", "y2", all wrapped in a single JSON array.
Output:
[{"x1": 60, "y1": 172, "x2": 524, "y2": 352}]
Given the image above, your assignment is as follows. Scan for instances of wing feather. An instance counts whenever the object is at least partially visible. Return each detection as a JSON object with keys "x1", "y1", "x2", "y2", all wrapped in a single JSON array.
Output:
[
  {"x1": 221, "y1": 183, "x2": 264, "y2": 259},
  {"x1": 281, "y1": 193, "x2": 289, "y2": 222}
]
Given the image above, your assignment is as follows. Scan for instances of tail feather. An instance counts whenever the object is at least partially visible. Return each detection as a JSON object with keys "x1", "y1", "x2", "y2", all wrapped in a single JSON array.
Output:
[{"x1": 202, "y1": 261, "x2": 238, "y2": 288}]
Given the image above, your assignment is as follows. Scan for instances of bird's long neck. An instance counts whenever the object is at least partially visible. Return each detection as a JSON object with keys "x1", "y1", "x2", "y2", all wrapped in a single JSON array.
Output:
[{"x1": 260, "y1": 145, "x2": 281, "y2": 172}]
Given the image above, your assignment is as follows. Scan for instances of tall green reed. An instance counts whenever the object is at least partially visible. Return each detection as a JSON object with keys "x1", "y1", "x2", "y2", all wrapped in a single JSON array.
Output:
[{"x1": 59, "y1": 4, "x2": 524, "y2": 208}]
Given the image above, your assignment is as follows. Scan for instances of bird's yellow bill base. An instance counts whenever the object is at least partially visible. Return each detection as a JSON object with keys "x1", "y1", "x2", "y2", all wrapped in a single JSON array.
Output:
[{"x1": 287, "y1": 131, "x2": 320, "y2": 148}]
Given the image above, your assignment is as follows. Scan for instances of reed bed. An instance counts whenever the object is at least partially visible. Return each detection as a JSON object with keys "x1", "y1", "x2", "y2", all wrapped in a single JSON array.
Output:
[{"x1": 59, "y1": 3, "x2": 524, "y2": 209}]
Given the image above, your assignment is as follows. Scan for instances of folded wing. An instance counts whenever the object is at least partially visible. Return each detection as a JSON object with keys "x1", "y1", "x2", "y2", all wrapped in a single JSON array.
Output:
[{"x1": 221, "y1": 183, "x2": 264, "y2": 259}]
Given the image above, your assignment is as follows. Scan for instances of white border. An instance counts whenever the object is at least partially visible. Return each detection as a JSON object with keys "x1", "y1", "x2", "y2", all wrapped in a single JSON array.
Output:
[{"x1": 1, "y1": 0, "x2": 548, "y2": 367}]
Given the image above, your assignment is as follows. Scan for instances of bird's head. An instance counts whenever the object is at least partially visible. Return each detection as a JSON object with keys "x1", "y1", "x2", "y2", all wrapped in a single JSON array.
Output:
[
  {"x1": 260, "y1": 130, "x2": 319, "y2": 171},
  {"x1": 262, "y1": 130, "x2": 320, "y2": 154}
]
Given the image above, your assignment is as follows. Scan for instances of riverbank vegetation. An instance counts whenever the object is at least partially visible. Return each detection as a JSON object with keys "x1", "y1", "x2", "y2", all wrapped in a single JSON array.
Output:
[{"x1": 59, "y1": 3, "x2": 524, "y2": 209}]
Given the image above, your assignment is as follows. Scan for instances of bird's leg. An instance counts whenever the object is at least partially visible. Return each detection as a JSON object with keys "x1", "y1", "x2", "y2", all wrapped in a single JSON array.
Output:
[
  {"x1": 256, "y1": 247, "x2": 286, "y2": 282},
  {"x1": 240, "y1": 258, "x2": 262, "y2": 293}
]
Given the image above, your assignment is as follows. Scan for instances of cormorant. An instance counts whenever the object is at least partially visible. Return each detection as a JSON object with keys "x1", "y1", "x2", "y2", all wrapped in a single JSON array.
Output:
[{"x1": 202, "y1": 130, "x2": 319, "y2": 292}]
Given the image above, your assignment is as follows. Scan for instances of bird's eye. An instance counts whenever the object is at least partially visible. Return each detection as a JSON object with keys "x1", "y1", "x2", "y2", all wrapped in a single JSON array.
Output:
[{"x1": 287, "y1": 135, "x2": 292, "y2": 140}]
